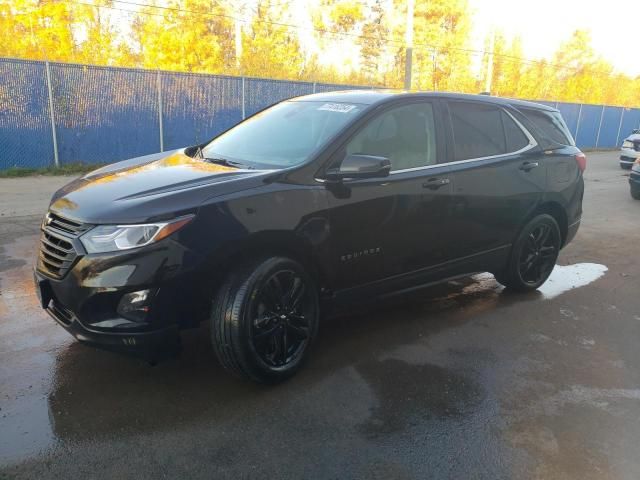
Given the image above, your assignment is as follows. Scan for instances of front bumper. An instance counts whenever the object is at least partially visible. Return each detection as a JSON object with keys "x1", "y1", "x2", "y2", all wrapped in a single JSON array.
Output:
[
  {"x1": 620, "y1": 148, "x2": 640, "y2": 165},
  {"x1": 40, "y1": 287, "x2": 179, "y2": 355},
  {"x1": 34, "y1": 230, "x2": 207, "y2": 356}
]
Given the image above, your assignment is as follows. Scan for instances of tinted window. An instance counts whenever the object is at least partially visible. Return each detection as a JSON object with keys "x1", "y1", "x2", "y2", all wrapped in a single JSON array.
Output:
[
  {"x1": 520, "y1": 108, "x2": 574, "y2": 146},
  {"x1": 502, "y1": 111, "x2": 529, "y2": 151},
  {"x1": 202, "y1": 101, "x2": 364, "y2": 168},
  {"x1": 345, "y1": 103, "x2": 437, "y2": 171},
  {"x1": 449, "y1": 102, "x2": 506, "y2": 160}
]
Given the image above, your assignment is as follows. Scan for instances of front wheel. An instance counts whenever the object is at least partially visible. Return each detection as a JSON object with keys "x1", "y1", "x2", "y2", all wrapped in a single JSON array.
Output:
[
  {"x1": 210, "y1": 256, "x2": 319, "y2": 383},
  {"x1": 631, "y1": 187, "x2": 640, "y2": 200},
  {"x1": 498, "y1": 214, "x2": 561, "y2": 292}
]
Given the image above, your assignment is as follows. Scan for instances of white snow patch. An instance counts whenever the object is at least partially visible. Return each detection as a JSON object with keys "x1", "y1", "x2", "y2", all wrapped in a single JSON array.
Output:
[{"x1": 538, "y1": 263, "x2": 608, "y2": 300}]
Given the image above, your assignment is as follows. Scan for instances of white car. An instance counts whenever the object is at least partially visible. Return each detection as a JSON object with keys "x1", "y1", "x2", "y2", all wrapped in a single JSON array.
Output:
[{"x1": 620, "y1": 129, "x2": 640, "y2": 169}]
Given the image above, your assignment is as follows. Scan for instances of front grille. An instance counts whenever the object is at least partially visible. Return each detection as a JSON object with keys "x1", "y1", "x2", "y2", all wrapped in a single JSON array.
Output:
[
  {"x1": 45, "y1": 212, "x2": 90, "y2": 235},
  {"x1": 38, "y1": 213, "x2": 88, "y2": 279}
]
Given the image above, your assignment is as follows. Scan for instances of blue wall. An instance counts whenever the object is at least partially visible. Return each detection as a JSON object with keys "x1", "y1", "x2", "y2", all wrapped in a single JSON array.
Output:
[{"x1": 2, "y1": 57, "x2": 640, "y2": 169}]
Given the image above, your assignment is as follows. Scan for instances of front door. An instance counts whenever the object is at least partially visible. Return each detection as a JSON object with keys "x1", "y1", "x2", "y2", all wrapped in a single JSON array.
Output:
[{"x1": 323, "y1": 101, "x2": 454, "y2": 296}]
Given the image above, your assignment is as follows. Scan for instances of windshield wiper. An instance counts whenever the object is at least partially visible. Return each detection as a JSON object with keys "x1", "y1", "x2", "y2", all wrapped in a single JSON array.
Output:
[
  {"x1": 191, "y1": 147, "x2": 251, "y2": 169},
  {"x1": 202, "y1": 156, "x2": 253, "y2": 170}
]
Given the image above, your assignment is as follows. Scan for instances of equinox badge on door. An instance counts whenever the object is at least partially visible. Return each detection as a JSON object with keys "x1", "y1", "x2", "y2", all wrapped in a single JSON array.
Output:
[{"x1": 341, "y1": 247, "x2": 382, "y2": 262}]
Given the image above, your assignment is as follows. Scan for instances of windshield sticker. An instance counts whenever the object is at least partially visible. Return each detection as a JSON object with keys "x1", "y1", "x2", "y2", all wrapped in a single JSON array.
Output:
[{"x1": 318, "y1": 103, "x2": 357, "y2": 113}]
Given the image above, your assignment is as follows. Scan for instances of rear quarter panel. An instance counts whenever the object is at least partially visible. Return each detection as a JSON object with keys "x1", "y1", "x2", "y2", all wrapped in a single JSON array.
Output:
[{"x1": 543, "y1": 148, "x2": 584, "y2": 230}]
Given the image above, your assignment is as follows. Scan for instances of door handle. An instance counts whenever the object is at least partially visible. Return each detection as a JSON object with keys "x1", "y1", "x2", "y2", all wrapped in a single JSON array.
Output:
[
  {"x1": 423, "y1": 178, "x2": 450, "y2": 190},
  {"x1": 519, "y1": 161, "x2": 540, "y2": 172}
]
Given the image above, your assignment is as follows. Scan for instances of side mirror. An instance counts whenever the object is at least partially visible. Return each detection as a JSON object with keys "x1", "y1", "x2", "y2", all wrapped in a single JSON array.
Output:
[{"x1": 325, "y1": 154, "x2": 391, "y2": 181}]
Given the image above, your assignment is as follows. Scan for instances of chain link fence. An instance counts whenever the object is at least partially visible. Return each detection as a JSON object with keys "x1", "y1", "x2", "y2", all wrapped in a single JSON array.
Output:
[{"x1": 1, "y1": 57, "x2": 639, "y2": 170}]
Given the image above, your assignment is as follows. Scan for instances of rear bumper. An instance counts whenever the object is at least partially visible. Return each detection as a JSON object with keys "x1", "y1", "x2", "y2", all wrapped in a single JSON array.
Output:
[
  {"x1": 564, "y1": 218, "x2": 580, "y2": 248},
  {"x1": 620, "y1": 149, "x2": 640, "y2": 164}
]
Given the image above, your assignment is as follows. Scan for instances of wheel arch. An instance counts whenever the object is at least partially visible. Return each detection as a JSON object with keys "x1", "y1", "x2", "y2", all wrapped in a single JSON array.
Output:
[
  {"x1": 205, "y1": 231, "x2": 330, "y2": 293},
  {"x1": 530, "y1": 201, "x2": 568, "y2": 247}
]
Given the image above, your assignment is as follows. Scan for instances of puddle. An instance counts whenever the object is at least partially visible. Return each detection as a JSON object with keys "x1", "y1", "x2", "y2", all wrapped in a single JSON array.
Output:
[{"x1": 538, "y1": 263, "x2": 608, "y2": 300}]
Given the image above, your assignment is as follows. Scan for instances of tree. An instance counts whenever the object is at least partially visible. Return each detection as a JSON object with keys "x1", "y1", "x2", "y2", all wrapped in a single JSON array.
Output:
[
  {"x1": 482, "y1": 32, "x2": 526, "y2": 97},
  {"x1": 240, "y1": 0, "x2": 304, "y2": 79},
  {"x1": 358, "y1": 0, "x2": 389, "y2": 85},
  {"x1": 134, "y1": 0, "x2": 234, "y2": 74},
  {"x1": 390, "y1": 0, "x2": 474, "y2": 91},
  {"x1": 546, "y1": 30, "x2": 612, "y2": 104},
  {"x1": 1, "y1": 0, "x2": 640, "y2": 106},
  {"x1": 0, "y1": 0, "x2": 132, "y2": 65}
]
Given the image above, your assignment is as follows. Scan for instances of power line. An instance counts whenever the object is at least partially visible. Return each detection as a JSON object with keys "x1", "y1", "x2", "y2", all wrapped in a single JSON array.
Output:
[
  {"x1": 50, "y1": 0, "x2": 628, "y2": 79},
  {"x1": 104, "y1": 0, "x2": 619, "y2": 76}
]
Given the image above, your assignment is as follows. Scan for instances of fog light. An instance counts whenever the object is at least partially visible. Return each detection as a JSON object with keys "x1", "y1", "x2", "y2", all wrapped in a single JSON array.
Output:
[{"x1": 117, "y1": 289, "x2": 152, "y2": 322}]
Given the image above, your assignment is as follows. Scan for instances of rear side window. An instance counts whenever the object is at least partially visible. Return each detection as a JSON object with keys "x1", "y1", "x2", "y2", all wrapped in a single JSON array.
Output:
[
  {"x1": 448, "y1": 102, "x2": 530, "y2": 161},
  {"x1": 519, "y1": 108, "x2": 575, "y2": 146},
  {"x1": 450, "y1": 102, "x2": 504, "y2": 160}
]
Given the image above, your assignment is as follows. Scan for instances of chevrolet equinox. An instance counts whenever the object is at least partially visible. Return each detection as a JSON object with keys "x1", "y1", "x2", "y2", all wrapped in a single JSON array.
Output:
[{"x1": 34, "y1": 91, "x2": 585, "y2": 383}]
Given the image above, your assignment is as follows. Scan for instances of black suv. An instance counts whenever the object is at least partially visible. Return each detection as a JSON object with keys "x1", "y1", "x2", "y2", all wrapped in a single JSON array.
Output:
[{"x1": 34, "y1": 91, "x2": 585, "y2": 383}]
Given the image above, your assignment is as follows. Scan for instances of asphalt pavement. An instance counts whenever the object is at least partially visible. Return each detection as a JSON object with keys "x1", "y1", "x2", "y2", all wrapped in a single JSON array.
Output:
[{"x1": 1, "y1": 152, "x2": 639, "y2": 479}]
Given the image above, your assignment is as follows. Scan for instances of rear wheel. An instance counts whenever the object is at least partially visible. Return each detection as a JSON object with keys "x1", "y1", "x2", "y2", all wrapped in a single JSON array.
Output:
[
  {"x1": 631, "y1": 187, "x2": 640, "y2": 200},
  {"x1": 210, "y1": 256, "x2": 319, "y2": 383},
  {"x1": 498, "y1": 214, "x2": 561, "y2": 292}
]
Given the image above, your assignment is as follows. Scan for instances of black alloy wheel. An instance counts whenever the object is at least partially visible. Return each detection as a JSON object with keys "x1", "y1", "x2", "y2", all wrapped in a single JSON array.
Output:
[
  {"x1": 497, "y1": 214, "x2": 561, "y2": 292},
  {"x1": 249, "y1": 269, "x2": 313, "y2": 368},
  {"x1": 517, "y1": 223, "x2": 558, "y2": 286},
  {"x1": 210, "y1": 256, "x2": 319, "y2": 383}
]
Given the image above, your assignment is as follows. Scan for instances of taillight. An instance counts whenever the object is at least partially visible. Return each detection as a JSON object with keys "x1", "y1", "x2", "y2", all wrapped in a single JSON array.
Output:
[{"x1": 575, "y1": 152, "x2": 587, "y2": 172}]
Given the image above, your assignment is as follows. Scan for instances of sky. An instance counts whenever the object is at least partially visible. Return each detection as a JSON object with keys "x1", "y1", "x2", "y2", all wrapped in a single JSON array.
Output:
[{"x1": 468, "y1": 0, "x2": 639, "y2": 76}]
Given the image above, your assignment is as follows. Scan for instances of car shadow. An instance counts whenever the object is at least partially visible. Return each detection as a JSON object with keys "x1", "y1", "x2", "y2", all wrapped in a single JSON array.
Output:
[{"x1": 47, "y1": 273, "x2": 542, "y2": 443}]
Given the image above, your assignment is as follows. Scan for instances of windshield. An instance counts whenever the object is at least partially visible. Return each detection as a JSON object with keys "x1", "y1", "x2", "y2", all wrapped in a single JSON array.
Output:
[{"x1": 201, "y1": 101, "x2": 365, "y2": 169}]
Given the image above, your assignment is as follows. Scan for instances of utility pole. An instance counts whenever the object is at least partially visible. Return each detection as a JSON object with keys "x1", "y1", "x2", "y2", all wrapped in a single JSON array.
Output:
[
  {"x1": 404, "y1": 0, "x2": 415, "y2": 90},
  {"x1": 484, "y1": 30, "x2": 495, "y2": 94},
  {"x1": 235, "y1": 18, "x2": 242, "y2": 69}
]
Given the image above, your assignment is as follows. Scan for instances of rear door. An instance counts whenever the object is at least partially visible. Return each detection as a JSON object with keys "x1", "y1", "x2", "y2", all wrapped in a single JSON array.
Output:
[
  {"x1": 517, "y1": 107, "x2": 584, "y2": 232},
  {"x1": 442, "y1": 100, "x2": 545, "y2": 262}
]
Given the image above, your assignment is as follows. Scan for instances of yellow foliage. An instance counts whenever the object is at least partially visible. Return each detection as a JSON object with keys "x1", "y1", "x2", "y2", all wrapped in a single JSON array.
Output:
[{"x1": 0, "y1": 0, "x2": 639, "y2": 106}]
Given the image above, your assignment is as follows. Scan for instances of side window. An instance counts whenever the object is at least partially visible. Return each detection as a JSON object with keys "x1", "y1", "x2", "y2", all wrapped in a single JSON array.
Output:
[
  {"x1": 345, "y1": 103, "x2": 437, "y2": 171},
  {"x1": 502, "y1": 111, "x2": 530, "y2": 152},
  {"x1": 520, "y1": 108, "x2": 575, "y2": 147},
  {"x1": 449, "y1": 102, "x2": 506, "y2": 160}
]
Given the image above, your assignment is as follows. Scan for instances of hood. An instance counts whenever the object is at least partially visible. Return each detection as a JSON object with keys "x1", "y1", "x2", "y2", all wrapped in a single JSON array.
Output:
[{"x1": 50, "y1": 150, "x2": 272, "y2": 224}]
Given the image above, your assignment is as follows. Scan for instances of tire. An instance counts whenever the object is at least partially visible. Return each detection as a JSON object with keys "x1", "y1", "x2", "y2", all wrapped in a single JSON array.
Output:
[
  {"x1": 499, "y1": 214, "x2": 561, "y2": 292},
  {"x1": 631, "y1": 187, "x2": 640, "y2": 200},
  {"x1": 621, "y1": 164, "x2": 632, "y2": 170},
  {"x1": 210, "y1": 256, "x2": 319, "y2": 383}
]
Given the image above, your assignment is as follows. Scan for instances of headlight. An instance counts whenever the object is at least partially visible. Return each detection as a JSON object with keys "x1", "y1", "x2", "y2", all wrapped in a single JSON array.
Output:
[
  {"x1": 80, "y1": 215, "x2": 193, "y2": 253},
  {"x1": 623, "y1": 140, "x2": 633, "y2": 148}
]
